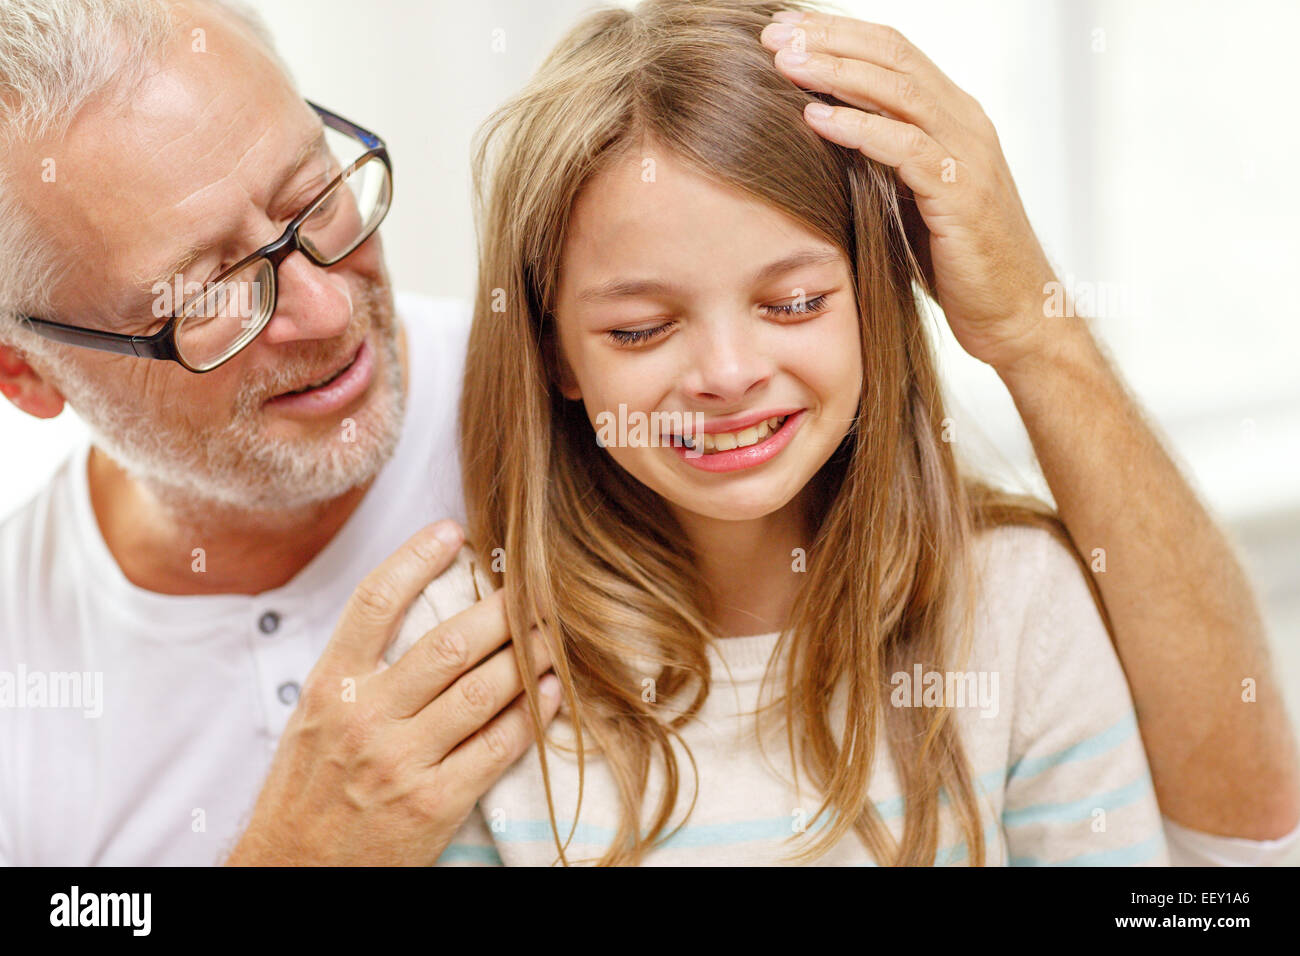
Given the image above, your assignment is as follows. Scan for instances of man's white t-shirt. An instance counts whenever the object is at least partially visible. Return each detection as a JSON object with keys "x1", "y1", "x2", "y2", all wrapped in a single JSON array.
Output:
[
  {"x1": 0, "y1": 293, "x2": 1294, "y2": 865},
  {"x1": 0, "y1": 293, "x2": 470, "y2": 865}
]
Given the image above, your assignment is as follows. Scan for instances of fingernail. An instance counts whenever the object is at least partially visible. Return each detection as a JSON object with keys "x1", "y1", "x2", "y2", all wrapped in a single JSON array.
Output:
[
  {"x1": 772, "y1": 10, "x2": 806, "y2": 23},
  {"x1": 539, "y1": 673, "x2": 561, "y2": 700},
  {"x1": 805, "y1": 101, "x2": 834, "y2": 120},
  {"x1": 764, "y1": 22, "x2": 795, "y2": 45},
  {"x1": 778, "y1": 47, "x2": 810, "y2": 67},
  {"x1": 432, "y1": 521, "x2": 463, "y2": 547}
]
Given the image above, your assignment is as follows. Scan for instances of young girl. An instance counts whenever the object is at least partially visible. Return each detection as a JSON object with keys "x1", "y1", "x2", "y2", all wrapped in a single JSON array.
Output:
[{"x1": 419, "y1": 0, "x2": 1167, "y2": 866}]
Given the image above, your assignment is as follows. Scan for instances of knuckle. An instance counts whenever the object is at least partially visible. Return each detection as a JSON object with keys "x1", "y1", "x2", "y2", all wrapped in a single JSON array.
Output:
[
  {"x1": 894, "y1": 73, "x2": 920, "y2": 107},
  {"x1": 880, "y1": 24, "x2": 908, "y2": 49},
  {"x1": 428, "y1": 626, "x2": 470, "y2": 669},
  {"x1": 887, "y1": 38, "x2": 914, "y2": 70},
  {"x1": 850, "y1": 110, "x2": 874, "y2": 142},
  {"x1": 458, "y1": 673, "x2": 495, "y2": 716},
  {"x1": 481, "y1": 721, "x2": 516, "y2": 763},
  {"x1": 339, "y1": 700, "x2": 386, "y2": 749},
  {"x1": 352, "y1": 579, "x2": 400, "y2": 620},
  {"x1": 362, "y1": 749, "x2": 403, "y2": 787},
  {"x1": 297, "y1": 676, "x2": 332, "y2": 712},
  {"x1": 338, "y1": 717, "x2": 378, "y2": 755},
  {"x1": 904, "y1": 124, "x2": 931, "y2": 154},
  {"x1": 407, "y1": 536, "x2": 447, "y2": 568},
  {"x1": 411, "y1": 771, "x2": 456, "y2": 822}
]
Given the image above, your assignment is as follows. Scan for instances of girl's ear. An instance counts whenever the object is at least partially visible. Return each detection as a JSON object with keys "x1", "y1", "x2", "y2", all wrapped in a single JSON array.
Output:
[
  {"x1": 543, "y1": 321, "x2": 583, "y2": 401},
  {"x1": 555, "y1": 355, "x2": 582, "y2": 401}
]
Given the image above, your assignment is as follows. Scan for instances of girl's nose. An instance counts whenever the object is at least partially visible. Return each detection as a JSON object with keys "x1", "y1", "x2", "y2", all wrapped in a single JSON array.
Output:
[{"x1": 680, "y1": 314, "x2": 774, "y2": 405}]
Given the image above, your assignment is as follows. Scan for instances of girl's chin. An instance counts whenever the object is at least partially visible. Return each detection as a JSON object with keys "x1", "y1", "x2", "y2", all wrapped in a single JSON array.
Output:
[{"x1": 658, "y1": 482, "x2": 806, "y2": 524}]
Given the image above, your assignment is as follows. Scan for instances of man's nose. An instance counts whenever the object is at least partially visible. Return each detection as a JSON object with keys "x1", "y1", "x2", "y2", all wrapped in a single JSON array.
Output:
[
  {"x1": 681, "y1": 314, "x2": 774, "y2": 404},
  {"x1": 256, "y1": 252, "x2": 353, "y2": 345}
]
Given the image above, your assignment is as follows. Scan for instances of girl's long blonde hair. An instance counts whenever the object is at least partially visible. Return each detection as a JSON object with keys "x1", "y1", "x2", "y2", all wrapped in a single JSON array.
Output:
[{"x1": 461, "y1": 0, "x2": 1104, "y2": 866}]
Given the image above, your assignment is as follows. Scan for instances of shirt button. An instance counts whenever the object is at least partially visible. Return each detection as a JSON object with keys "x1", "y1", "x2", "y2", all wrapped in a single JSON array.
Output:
[
  {"x1": 258, "y1": 611, "x2": 281, "y2": 635},
  {"x1": 277, "y1": 681, "x2": 300, "y2": 706}
]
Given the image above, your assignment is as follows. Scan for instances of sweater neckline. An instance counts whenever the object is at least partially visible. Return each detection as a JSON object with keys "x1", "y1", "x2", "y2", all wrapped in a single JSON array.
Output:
[{"x1": 706, "y1": 630, "x2": 782, "y2": 682}]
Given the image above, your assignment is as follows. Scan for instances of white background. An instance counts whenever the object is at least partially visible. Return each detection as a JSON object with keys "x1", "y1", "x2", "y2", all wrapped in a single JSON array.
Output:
[{"x1": 4, "y1": 0, "x2": 1298, "y2": 853}]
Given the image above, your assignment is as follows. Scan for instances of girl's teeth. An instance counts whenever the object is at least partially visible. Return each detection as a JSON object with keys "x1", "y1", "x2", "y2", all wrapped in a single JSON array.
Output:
[{"x1": 687, "y1": 415, "x2": 789, "y2": 455}]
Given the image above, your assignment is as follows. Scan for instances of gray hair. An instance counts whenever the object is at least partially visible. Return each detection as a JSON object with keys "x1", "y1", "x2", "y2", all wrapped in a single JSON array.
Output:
[{"x1": 0, "y1": 0, "x2": 289, "y2": 334}]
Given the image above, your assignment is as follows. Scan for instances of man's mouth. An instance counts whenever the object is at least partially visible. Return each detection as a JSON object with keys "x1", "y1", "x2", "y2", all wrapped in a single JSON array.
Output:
[
  {"x1": 263, "y1": 339, "x2": 376, "y2": 416},
  {"x1": 274, "y1": 345, "x2": 362, "y2": 399},
  {"x1": 278, "y1": 356, "x2": 351, "y2": 395}
]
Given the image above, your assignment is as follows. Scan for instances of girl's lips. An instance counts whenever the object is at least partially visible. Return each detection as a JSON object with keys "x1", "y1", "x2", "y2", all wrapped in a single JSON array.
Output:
[
  {"x1": 671, "y1": 409, "x2": 805, "y2": 473},
  {"x1": 265, "y1": 339, "x2": 374, "y2": 417}
]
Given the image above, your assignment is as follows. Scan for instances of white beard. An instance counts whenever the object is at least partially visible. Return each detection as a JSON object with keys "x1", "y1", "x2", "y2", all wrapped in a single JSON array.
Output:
[{"x1": 43, "y1": 279, "x2": 406, "y2": 516}]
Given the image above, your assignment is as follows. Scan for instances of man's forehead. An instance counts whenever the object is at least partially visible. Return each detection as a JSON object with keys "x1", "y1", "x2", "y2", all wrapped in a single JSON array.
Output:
[
  {"x1": 5, "y1": 2, "x2": 312, "y2": 316},
  {"x1": 131, "y1": 128, "x2": 328, "y2": 288},
  {"x1": 26, "y1": 76, "x2": 315, "y2": 318}
]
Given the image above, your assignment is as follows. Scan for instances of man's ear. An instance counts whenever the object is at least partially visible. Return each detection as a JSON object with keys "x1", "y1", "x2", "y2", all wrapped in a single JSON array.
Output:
[{"x1": 0, "y1": 344, "x2": 66, "y2": 419}]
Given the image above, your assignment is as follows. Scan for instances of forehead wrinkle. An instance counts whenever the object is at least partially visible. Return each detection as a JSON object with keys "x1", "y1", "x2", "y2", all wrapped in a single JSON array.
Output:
[{"x1": 129, "y1": 119, "x2": 322, "y2": 297}]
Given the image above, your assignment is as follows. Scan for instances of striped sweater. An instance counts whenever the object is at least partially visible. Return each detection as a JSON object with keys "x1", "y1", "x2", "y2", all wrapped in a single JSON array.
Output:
[{"x1": 394, "y1": 524, "x2": 1168, "y2": 866}]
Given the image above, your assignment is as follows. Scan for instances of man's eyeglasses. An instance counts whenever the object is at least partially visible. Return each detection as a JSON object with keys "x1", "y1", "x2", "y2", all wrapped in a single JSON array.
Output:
[{"x1": 17, "y1": 101, "x2": 392, "y2": 373}]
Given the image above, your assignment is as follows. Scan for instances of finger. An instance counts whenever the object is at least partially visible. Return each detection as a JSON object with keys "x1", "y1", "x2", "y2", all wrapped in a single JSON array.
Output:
[
  {"x1": 317, "y1": 520, "x2": 465, "y2": 676},
  {"x1": 897, "y1": 183, "x2": 938, "y2": 294},
  {"x1": 435, "y1": 672, "x2": 563, "y2": 799},
  {"x1": 410, "y1": 626, "x2": 555, "y2": 763},
  {"x1": 763, "y1": 11, "x2": 970, "y2": 109},
  {"x1": 379, "y1": 589, "x2": 521, "y2": 716},
  {"x1": 801, "y1": 102, "x2": 953, "y2": 200},
  {"x1": 770, "y1": 46, "x2": 961, "y2": 152}
]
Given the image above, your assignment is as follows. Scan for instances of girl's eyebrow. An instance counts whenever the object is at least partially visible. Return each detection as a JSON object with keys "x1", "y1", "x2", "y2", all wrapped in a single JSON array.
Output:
[
  {"x1": 749, "y1": 249, "x2": 842, "y2": 285},
  {"x1": 576, "y1": 277, "x2": 676, "y2": 303},
  {"x1": 576, "y1": 248, "x2": 843, "y2": 304}
]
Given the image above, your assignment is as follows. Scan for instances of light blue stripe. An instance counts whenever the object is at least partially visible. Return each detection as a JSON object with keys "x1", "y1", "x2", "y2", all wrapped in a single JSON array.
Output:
[
  {"x1": 494, "y1": 765, "x2": 1009, "y2": 848},
  {"x1": 436, "y1": 843, "x2": 504, "y2": 865},
  {"x1": 1007, "y1": 713, "x2": 1138, "y2": 782},
  {"x1": 1002, "y1": 775, "x2": 1153, "y2": 828},
  {"x1": 498, "y1": 819, "x2": 618, "y2": 844},
  {"x1": 846, "y1": 820, "x2": 1003, "y2": 866},
  {"x1": 660, "y1": 814, "x2": 833, "y2": 848},
  {"x1": 1010, "y1": 833, "x2": 1164, "y2": 867},
  {"x1": 933, "y1": 821, "x2": 1003, "y2": 865},
  {"x1": 872, "y1": 766, "x2": 1004, "y2": 819},
  {"x1": 490, "y1": 724, "x2": 1146, "y2": 854}
]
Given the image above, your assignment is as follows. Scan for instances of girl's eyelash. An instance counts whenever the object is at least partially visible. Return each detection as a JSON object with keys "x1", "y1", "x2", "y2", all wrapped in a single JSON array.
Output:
[
  {"x1": 607, "y1": 324, "x2": 674, "y2": 346},
  {"x1": 605, "y1": 294, "x2": 829, "y2": 345},
  {"x1": 761, "y1": 293, "x2": 829, "y2": 317}
]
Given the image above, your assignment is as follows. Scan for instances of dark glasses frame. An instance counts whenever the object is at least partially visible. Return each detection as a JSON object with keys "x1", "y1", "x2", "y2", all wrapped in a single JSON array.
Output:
[{"x1": 16, "y1": 100, "x2": 391, "y2": 373}]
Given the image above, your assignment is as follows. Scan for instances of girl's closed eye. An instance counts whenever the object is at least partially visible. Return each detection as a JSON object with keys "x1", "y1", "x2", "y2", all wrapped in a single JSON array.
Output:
[
  {"x1": 760, "y1": 292, "x2": 830, "y2": 318},
  {"x1": 606, "y1": 322, "x2": 677, "y2": 347},
  {"x1": 605, "y1": 293, "x2": 833, "y2": 346}
]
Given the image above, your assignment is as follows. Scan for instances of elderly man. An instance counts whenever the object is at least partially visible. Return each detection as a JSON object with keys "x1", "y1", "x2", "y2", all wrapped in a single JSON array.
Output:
[{"x1": 0, "y1": 0, "x2": 1296, "y2": 866}]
